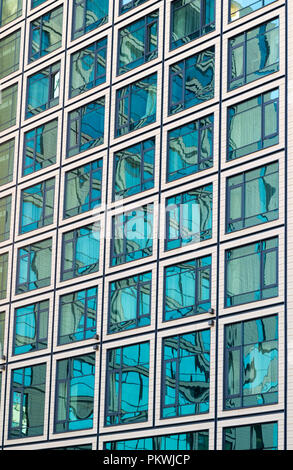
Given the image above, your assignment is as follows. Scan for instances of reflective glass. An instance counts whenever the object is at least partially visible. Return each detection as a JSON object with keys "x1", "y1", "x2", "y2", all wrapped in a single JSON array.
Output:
[
  {"x1": 0, "y1": 84, "x2": 18, "y2": 132},
  {"x1": 16, "y1": 239, "x2": 52, "y2": 294},
  {"x1": 14, "y1": 301, "x2": 49, "y2": 355},
  {"x1": 29, "y1": 6, "x2": 63, "y2": 62},
  {"x1": 72, "y1": 0, "x2": 108, "y2": 40},
  {"x1": 162, "y1": 330, "x2": 210, "y2": 418},
  {"x1": 0, "y1": 0, "x2": 22, "y2": 26},
  {"x1": 106, "y1": 342, "x2": 149, "y2": 426},
  {"x1": 0, "y1": 139, "x2": 14, "y2": 187},
  {"x1": 111, "y1": 204, "x2": 154, "y2": 266},
  {"x1": 167, "y1": 116, "x2": 213, "y2": 182},
  {"x1": 20, "y1": 178, "x2": 55, "y2": 234},
  {"x1": 109, "y1": 272, "x2": 151, "y2": 333},
  {"x1": 165, "y1": 184, "x2": 212, "y2": 251},
  {"x1": 223, "y1": 422, "x2": 278, "y2": 450},
  {"x1": 58, "y1": 288, "x2": 97, "y2": 345},
  {"x1": 113, "y1": 138, "x2": 155, "y2": 200},
  {"x1": 55, "y1": 354, "x2": 95, "y2": 432},
  {"x1": 26, "y1": 62, "x2": 60, "y2": 118},
  {"x1": 9, "y1": 364, "x2": 46, "y2": 439},
  {"x1": 171, "y1": 0, "x2": 215, "y2": 50},
  {"x1": 23, "y1": 120, "x2": 58, "y2": 176},
  {"x1": 64, "y1": 159, "x2": 103, "y2": 218},
  {"x1": 0, "y1": 30, "x2": 20, "y2": 79},
  {"x1": 0, "y1": 253, "x2": 8, "y2": 300},
  {"x1": 70, "y1": 38, "x2": 107, "y2": 98},
  {"x1": 230, "y1": 0, "x2": 277, "y2": 22},
  {"x1": 0, "y1": 195, "x2": 12, "y2": 242}
]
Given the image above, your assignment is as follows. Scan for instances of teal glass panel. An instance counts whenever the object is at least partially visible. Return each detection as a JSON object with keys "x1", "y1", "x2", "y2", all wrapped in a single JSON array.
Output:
[
  {"x1": 64, "y1": 159, "x2": 103, "y2": 218},
  {"x1": 0, "y1": 84, "x2": 18, "y2": 132},
  {"x1": 0, "y1": 29, "x2": 20, "y2": 79},
  {"x1": 227, "y1": 162, "x2": 279, "y2": 232},
  {"x1": 72, "y1": 0, "x2": 108, "y2": 40},
  {"x1": 14, "y1": 301, "x2": 49, "y2": 355},
  {"x1": 225, "y1": 315, "x2": 278, "y2": 410},
  {"x1": 0, "y1": 253, "x2": 8, "y2": 300},
  {"x1": 111, "y1": 204, "x2": 153, "y2": 266},
  {"x1": 106, "y1": 342, "x2": 149, "y2": 426},
  {"x1": 58, "y1": 287, "x2": 97, "y2": 345},
  {"x1": 0, "y1": 312, "x2": 4, "y2": 359},
  {"x1": 164, "y1": 256, "x2": 211, "y2": 321},
  {"x1": 230, "y1": 0, "x2": 277, "y2": 22},
  {"x1": 225, "y1": 238, "x2": 278, "y2": 307},
  {"x1": 32, "y1": 0, "x2": 48, "y2": 8},
  {"x1": 20, "y1": 178, "x2": 55, "y2": 234},
  {"x1": 120, "y1": 0, "x2": 149, "y2": 14},
  {"x1": 23, "y1": 120, "x2": 58, "y2": 176},
  {"x1": 29, "y1": 6, "x2": 63, "y2": 62},
  {"x1": 9, "y1": 364, "x2": 46, "y2": 439},
  {"x1": 113, "y1": 138, "x2": 155, "y2": 201},
  {"x1": 165, "y1": 184, "x2": 212, "y2": 251},
  {"x1": 229, "y1": 18, "x2": 279, "y2": 90},
  {"x1": 228, "y1": 89, "x2": 279, "y2": 160},
  {"x1": 105, "y1": 430, "x2": 209, "y2": 450},
  {"x1": 167, "y1": 115, "x2": 213, "y2": 182},
  {"x1": 26, "y1": 62, "x2": 60, "y2": 118},
  {"x1": 55, "y1": 354, "x2": 95, "y2": 432},
  {"x1": 0, "y1": 0, "x2": 22, "y2": 26},
  {"x1": 0, "y1": 194, "x2": 12, "y2": 242},
  {"x1": 16, "y1": 239, "x2": 52, "y2": 294},
  {"x1": 162, "y1": 330, "x2": 210, "y2": 418},
  {"x1": 116, "y1": 73, "x2": 157, "y2": 137},
  {"x1": 0, "y1": 139, "x2": 14, "y2": 187},
  {"x1": 61, "y1": 224, "x2": 100, "y2": 281},
  {"x1": 118, "y1": 12, "x2": 158, "y2": 75},
  {"x1": 171, "y1": 0, "x2": 215, "y2": 50},
  {"x1": 169, "y1": 47, "x2": 214, "y2": 115},
  {"x1": 70, "y1": 38, "x2": 107, "y2": 98},
  {"x1": 109, "y1": 272, "x2": 151, "y2": 333},
  {"x1": 223, "y1": 422, "x2": 278, "y2": 450},
  {"x1": 68, "y1": 98, "x2": 105, "y2": 157}
]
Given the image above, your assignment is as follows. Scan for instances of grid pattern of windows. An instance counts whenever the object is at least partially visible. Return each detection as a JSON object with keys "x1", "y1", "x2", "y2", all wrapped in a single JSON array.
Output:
[{"x1": 0, "y1": 0, "x2": 287, "y2": 452}]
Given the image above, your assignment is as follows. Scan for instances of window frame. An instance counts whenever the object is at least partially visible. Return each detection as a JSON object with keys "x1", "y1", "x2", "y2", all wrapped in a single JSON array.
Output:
[{"x1": 72, "y1": 0, "x2": 109, "y2": 40}]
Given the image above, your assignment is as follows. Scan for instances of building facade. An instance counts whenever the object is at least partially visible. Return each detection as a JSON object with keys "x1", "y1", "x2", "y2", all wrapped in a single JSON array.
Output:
[{"x1": 0, "y1": 0, "x2": 292, "y2": 451}]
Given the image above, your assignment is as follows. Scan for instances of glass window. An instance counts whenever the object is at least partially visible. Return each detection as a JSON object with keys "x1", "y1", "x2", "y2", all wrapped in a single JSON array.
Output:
[
  {"x1": 67, "y1": 98, "x2": 105, "y2": 158},
  {"x1": 113, "y1": 138, "x2": 155, "y2": 201},
  {"x1": 164, "y1": 255, "x2": 211, "y2": 321},
  {"x1": 169, "y1": 47, "x2": 214, "y2": 115},
  {"x1": 115, "y1": 73, "x2": 157, "y2": 137},
  {"x1": 31, "y1": 0, "x2": 48, "y2": 8},
  {"x1": 105, "y1": 430, "x2": 209, "y2": 450},
  {"x1": 225, "y1": 238, "x2": 278, "y2": 307},
  {"x1": 0, "y1": 139, "x2": 14, "y2": 187},
  {"x1": 0, "y1": 83, "x2": 18, "y2": 132},
  {"x1": 70, "y1": 38, "x2": 107, "y2": 98},
  {"x1": 119, "y1": 0, "x2": 149, "y2": 15},
  {"x1": 55, "y1": 354, "x2": 95, "y2": 433},
  {"x1": 162, "y1": 330, "x2": 210, "y2": 418},
  {"x1": 227, "y1": 162, "x2": 279, "y2": 233},
  {"x1": 118, "y1": 11, "x2": 158, "y2": 75},
  {"x1": 230, "y1": 0, "x2": 277, "y2": 22},
  {"x1": 171, "y1": 0, "x2": 215, "y2": 50},
  {"x1": 0, "y1": 30, "x2": 20, "y2": 80},
  {"x1": 23, "y1": 119, "x2": 58, "y2": 176},
  {"x1": 9, "y1": 364, "x2": 46, "y2": 439},
  {"x1": 109, "y1": 272, "x2": 151, "y2": 334},
  {"x1": 29, "y1": 6, "x2": 63, "y2": 62},
  {"x1": 223, "y1": 422, "x2": 278, "y2": 450},
  {"x1": 105, "y1": 342, "x2": 149, "y2": 426},
  {"x1": 20, "y1": 178, "x2": 55, "y2": 234},
  {"x1": 224, "y1": 315, "x2": 278, "y2": 409},
  {"x1": 13, "y1": 300, "x2": 49, "y2": 355},
  {"x1": 227, "y1": 89, "x2": 279, "y2": 161},
  {"x1": 165, "y1": 184, "x2": 213, "y2": 251},
  {"x1": 0, "y1": 194, "x2": 12, "y2": 242},
  {"x1": 72, "y1": 0, "x2": 108, "y2": 40},
  {"x1": 16, "y1": 238, "x2": 52, "y2": 294},
  {"x1": 111, "y1": 203, "x2": 154, "y2": 266},
  {"x1": 26, "y1": 62, "x2": 60, "y2": 119},
  {"x1": 228, "y1": 18, "x2": 279, "y2": 90},
  {"x1": 64, "y1": 159, "x2": 103, "y2": 219},
  {"x1": 0, "y1": 0, "x2": 22, "y2": 26},
  {"x1": 61, "y1": 224, "x2": 100, "y2": 281},
  {"x1": 167, "y1": 115, "x2": 213, "y2": 182},
  {"x1": 0, "y1": 253, "x2": 8, "y2": 300},
  {"x1": 52, "y1": 444, "x2": 92, "y2": 450},
  {"x1": 58, "y1": 287, "x2": 98, "y2": 345}
]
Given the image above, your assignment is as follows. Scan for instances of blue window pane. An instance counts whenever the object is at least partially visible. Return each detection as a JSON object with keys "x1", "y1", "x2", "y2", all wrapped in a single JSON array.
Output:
[
  {"x1": 169, "y1": 47, "x2": 214, "y2": 115},
  {"x1": 16, "y1": 239, "x2": 52, "y2": 294},
  {"x1": 23, "y1": 120, "x2": 58, "y2": 176},
  {"x1": 20, "y1": 178, "x2": 55, "y2": 233},
  {"x1": 26, "y1": 63, "x2": 60, "y2": 118},
  {"x1": 72, "y1": 0, "x2": 109, "y2": 40},
  {"x1": 14, "y1": 301, "x2": 49, "y2": 355},
  {"x1": 230, "y1": 0, "x2": 277, "y2": 22},
  {"x1": 223, "y1": 422, "x2": 278, "y2": 450}
]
